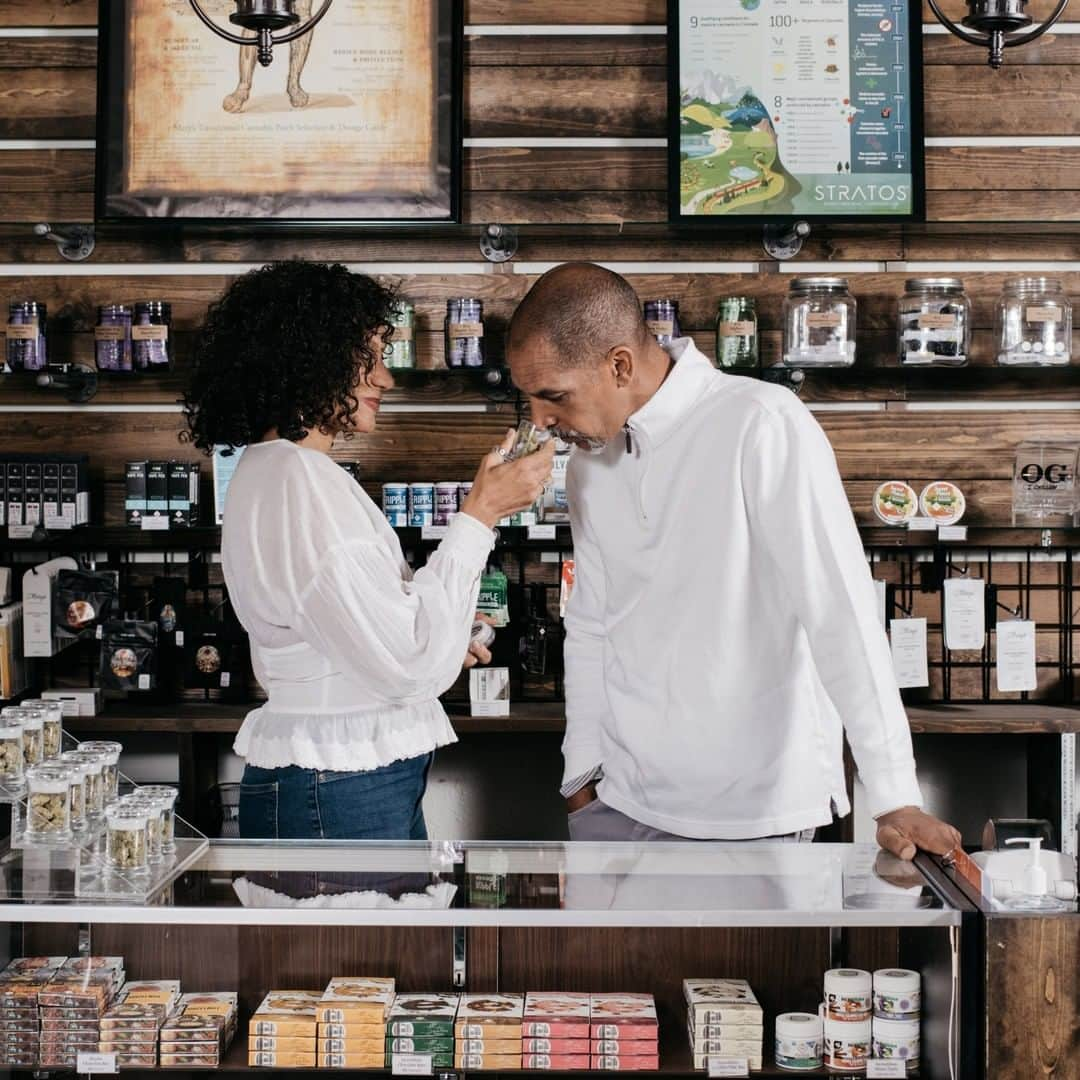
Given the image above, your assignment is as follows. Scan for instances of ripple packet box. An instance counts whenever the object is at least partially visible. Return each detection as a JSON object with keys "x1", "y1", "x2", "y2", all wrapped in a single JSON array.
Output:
[
  {"x1": 248, "y1": 1035, "x2": 316, "y2": 1053},
  {"x1": 524, "y1": 1053, "x2": 592, "y2": 1070},
  {"x1": 523, "y1": 992, "x2": 591, "y2": 1038},
  {"x1": 387, "y1": 993, "x2": 460, "y2": 1038},
  {"x1": 589, "y1": 995, "x2": 658, "y2": 1041},
  {"x1": 316, "y1": 977, "x2": 396, "y2": 1024},
  {"x1": 249, "y1": 991, "x2": 321, "y2": 1038},
  {"x1": 683, "y1": 979, "x2": 763, "y2": 1027},
  {"x1": 454, "y1": 1052, "x2": 522, "y2": 1070},
  {"x1": 385, "y1": 1036, "x2": 455, "y2": 1054},
  {"x1": 319, "y1": 1022, "x2": 385, "y2": 1041},
  {"x1": 0, "y1": 957, "x2": 67, "y2": 1007},
  {"x1": 593, "y1": 1040, "x2": 660, "y2": 1056},
  {"x1": 592, "y1": 1055, "x2": 661, "y2": 1071},
  {"x1": 524, "y1": 1037, "x2": 591, "y2": 1055},
  {"x1": 248, "y1": 1048, "x2": 317, "y2": 1068},
  {"x1": 173, "y1": 990, "x2": 238, "y2": 1032},
  {"x1": 160, "y1": 1050, "x2": 223, "y2": 1069},
  {"x1": 101, "y1": 1003, "x2": 169, "y2": 1036},
  {"x1": 320, "y1": 1051, "x2": 394, "y2": 1069},
  {"x1": 115, "y1": 980, "x2": 182, "y2": 1018},
  {"x1": 455, "y1": 992, "x2": 524, "y2": 1040}
]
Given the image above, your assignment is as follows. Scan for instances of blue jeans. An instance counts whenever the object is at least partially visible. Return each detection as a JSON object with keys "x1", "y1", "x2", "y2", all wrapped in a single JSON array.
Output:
[{"x1": 238, "y1": 753, "x2": 433, "y2": 840}]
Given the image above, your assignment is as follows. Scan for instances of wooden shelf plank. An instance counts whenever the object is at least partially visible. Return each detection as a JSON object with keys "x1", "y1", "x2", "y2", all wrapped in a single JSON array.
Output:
[{"x1": 907, "y1": 703, "x2": 1080, "y2": 734}]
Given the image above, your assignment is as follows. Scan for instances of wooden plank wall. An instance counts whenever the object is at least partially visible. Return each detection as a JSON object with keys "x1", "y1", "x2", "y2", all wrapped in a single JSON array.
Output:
[{"x1": 1, "y1": 1, "x2": 1079, "y2": 707}]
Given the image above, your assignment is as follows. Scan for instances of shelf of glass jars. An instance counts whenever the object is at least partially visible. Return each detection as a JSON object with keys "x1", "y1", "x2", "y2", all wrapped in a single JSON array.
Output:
[{"x1": 56, "y1": 700, "x2": 1080, "y2": 740}]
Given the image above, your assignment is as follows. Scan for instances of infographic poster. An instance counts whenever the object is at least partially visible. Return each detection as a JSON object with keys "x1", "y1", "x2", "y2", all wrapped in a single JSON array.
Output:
[{"x1": 672, "y1": 0, "x2": 922, "y2": 220}]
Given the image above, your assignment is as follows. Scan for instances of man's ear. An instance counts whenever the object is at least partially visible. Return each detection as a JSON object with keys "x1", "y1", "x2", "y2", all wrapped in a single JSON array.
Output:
[{"x1": 609, "y1": 345, "x2": 634, "y2": 388}]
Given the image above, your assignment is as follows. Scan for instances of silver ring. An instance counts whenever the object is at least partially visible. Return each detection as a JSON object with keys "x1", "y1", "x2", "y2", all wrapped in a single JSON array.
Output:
[{"x1": 496, "y1": 448, "x2": 508, "y2": 458}]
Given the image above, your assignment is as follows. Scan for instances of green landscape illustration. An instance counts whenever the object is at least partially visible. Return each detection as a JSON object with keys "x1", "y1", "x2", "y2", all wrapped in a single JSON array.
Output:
[{"x1": 680, "y1": 72, "x2": 801, "y2": 215}]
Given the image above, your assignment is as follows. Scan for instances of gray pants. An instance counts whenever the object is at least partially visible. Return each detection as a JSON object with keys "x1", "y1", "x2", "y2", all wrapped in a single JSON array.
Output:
[{"x1": 568, "y1": 798, "x2": 817, "y2": 843}]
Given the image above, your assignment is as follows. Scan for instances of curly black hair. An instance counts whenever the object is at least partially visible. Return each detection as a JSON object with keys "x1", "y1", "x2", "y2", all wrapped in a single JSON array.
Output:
[{"x1": 182, "y1": 261, "x2": 398, "y2": 453}]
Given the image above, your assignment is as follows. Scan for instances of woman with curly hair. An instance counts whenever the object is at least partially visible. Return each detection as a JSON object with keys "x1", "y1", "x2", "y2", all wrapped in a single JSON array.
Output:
[{"x1": 183, "y1": 261, "x2": 553, "y2": 840}]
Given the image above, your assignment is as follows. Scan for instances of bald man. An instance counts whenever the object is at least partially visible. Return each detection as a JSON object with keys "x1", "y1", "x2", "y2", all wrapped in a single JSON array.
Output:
[{"x1": 507, "y1": 263, "x2": 960, "y2": 859}]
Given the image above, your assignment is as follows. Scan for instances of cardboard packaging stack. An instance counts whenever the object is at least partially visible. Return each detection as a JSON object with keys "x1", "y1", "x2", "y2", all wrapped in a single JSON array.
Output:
[
  {"x1": 99, "y1": 980, "x2": 181, "y2": 1068},
  {"x1": 455, "y1": 993, "x2": 524, "y2": 1071},
  {"x1": 522, "y1": 992, "x2": 592, "y2": 1070},
  {"x1": 684, "y1": 979, "x2": 763, "y2": 1072},
  {"x1": 314, "y1": 977, "x2": 395, "y2": 1069},
  {"x1": 248, "y1": 991, "x2": 321, "y2": 1068},
  {"x1": 0, "y1": 957, "x2": 67, "y2": 1068},
  {"x1": 386, "y1": 993, "x2": 459, "y2": 1069},
  {"x1": 590, "y1": 994, "x2": 659, "y2": 1071},
  {"x1": 159, "y1": 992, "x2": 239, "y2": 1069},
  {"x1": 38, "y1": 957, "x2": 126, "y2": 1071}
]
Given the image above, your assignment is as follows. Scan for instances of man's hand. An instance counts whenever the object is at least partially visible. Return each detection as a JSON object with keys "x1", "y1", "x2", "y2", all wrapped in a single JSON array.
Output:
[
  {"x1": 462, "y1": 613, "x2": 495, "y2": 671},
  {"x1": 566, "y1": 785, "x2": 597, "y2": 814},
  {"x1": 876, "y1": 806, "x2": 962, "y2": 861}
]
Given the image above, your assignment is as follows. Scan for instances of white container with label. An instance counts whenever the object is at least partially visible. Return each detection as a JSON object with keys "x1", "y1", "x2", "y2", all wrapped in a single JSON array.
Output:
[
  {"x1": 871, "y1": 1016, "x2": 920, "y2": 1070},
  {"x1": 873, "y1": 969, "x2": 921, "y2": 1020},
  {"x1": 774, "y1": 1012, "x2": 823, "y2": 1071},
  {"x1": 823, "y1": 1017, "x2": 871, "y2": 1072}
]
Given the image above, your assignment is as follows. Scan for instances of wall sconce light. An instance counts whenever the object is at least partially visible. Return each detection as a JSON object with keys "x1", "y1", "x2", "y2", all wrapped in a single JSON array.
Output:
[
  {"x1": 189, "y1": 1, "x2": 334, "y2": 67},
  {"x1": 927, "y1": 0, "x2": 1070, "y2": 68}
]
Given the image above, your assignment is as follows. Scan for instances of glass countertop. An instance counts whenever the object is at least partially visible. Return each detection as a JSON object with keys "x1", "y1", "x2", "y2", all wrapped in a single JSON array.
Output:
[{"x1": 0, "y1": 841, "x2": 964, "y2": 928}]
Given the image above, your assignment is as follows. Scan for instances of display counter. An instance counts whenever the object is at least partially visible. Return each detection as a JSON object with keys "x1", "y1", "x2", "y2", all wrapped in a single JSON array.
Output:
[{"x1": 0, "y1": 841, "x2": 977, "y2": 1077}]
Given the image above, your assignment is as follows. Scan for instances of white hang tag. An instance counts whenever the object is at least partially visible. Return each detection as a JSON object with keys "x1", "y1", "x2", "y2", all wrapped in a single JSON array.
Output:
[
  {"x1": 867, "y1": 1061, "x2": 908, "y2": 1078},
  {"x1": 944, "y1": 577, "x2": 986, "y2": 651},
  {"x1": 890, "y1": 617, "x2": 929, "y2": 688},
  {"x1": 76, "y1": 1053, "x2": 117, "y2": 1074},
  {"x1": 708, "y1": 1059, "x2": 749, "y2": 1078},
  {"x1": 996, "y1": 619, "x2": 1037, "y2": 692},
  {"x1": 392, "y1": 1054, "x2": 433, "y2": 1076},
  {"x1": 874, "y1": 579, "x2": 887, "y2": 629}
]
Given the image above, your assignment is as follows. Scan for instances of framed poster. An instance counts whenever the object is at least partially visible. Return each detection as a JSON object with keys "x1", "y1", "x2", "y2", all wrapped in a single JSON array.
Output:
[
  {"x1": 96, "y1": 0, "x2": 462, "y2": 225},
  {"x1": 669, "y1": 0, "x2": 924, "y2": 224}
]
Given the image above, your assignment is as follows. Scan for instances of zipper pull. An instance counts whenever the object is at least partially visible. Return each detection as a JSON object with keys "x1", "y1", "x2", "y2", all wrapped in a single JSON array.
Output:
[{"x1": 624, "y1": 425, "x2": 632, "y2": 454}]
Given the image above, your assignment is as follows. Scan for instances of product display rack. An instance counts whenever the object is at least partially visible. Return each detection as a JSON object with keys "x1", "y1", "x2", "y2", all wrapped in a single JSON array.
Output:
[{"x1": 0, "y1": 841, "x2": 979, "y2": 1079}]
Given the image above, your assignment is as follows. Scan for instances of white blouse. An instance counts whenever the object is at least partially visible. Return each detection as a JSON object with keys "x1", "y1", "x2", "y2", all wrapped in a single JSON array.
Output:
[{"x1": 220, "y1": 440, "x2": 495, "y2": 772}]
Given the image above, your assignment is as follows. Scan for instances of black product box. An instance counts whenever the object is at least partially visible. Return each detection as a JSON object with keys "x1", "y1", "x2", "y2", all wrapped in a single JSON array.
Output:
[
  {"x1": 42, "y1": 462, "x2": 61, "y2": 524},
  {"x1": 5, "y1": 463, "x2": 23, "y2": 528},
  {"x1": 168, "y1": 462, "x2": 199, "y2": 528},
  {"x1": 146, "y1": 461, "x2": 169, "y2": 525},
  {"x1": 59, "y1": 456, "x2": 90, "y2": 527},
  {"x1": 22, "y1": 462, "x2": 42, "y2": 528},
  {"x1": 126, "y1": 462, "x2": 148, "y2": 527}
]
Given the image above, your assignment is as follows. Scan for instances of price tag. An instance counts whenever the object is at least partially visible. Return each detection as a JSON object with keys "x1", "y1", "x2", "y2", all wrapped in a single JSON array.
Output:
[
  {"x1": 907, "y1": 517, "x2": 936, "y2": 531},
  {"x1": 76, "y1": 1052, "x2": 118, "y2": 1074},
  {"x1": 392, "y1": 1053, "x2": 433, "y2": 1076},
  {"x1": 528, "y1": 524, "x2": 557, "y2": 540},
  {"x1": 707, "y1": 1059, "x2": 749, "y2": 1078},
  {"x1": 541, "y1": 551, "x2": 561, "y2": 564},
  {"x1": 6, "y1": 525, "x2": 33, "y2": 540},
  {"x1": 938, "y1": 525, "x2": 968, "y2": 541},
  {"x1": 220, "y1": 672, "x2": 231, "y2": 689},
  {"x1": 996, "y1": 619, "x2": 1037, "y2": 692},
  {"x1": 43, "y1": 515, "x2": 70, "y2": 531},
  {"x1": 944, "y1": 577, "x2": 986, "y2": 652},
  {"x1": 866, "y1": 1062, "x2": 908, "y2": 1078},
  {"x1": 140, "y1": 516, "x2": 170, "y2": 531},
  {"x1": 890, "y1": 617, "x2": 929, "y2": 688},
  {"x1": 421, "y1": 524, "x2": 449, "y2": 541},
  {"x1": 874, "y1": 579, "x2": 887, "y2": 628},
  {"x1": 137, "y1": 674, "x2": 150, "y2": 690},
  {"x1": 175, "y1": 631, "x2": 185, "y2": 647}
]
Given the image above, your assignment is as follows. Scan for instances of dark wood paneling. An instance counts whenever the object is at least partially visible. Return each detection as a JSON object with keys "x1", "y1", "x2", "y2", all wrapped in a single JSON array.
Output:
[
  {"x1": 0, "y1": 0, "x2": 97, "y2": 25},
  {"x1": 923, "y1": 30, "x2": 1080, "y2": 64},
  {"x1": 926, "y1": 145, "x2": 1080, "y2": 190},
  {"x1": 985, "y1": 916, "x2": 1080, "y2": 1080},
  {"x1": 467, "y1": 1, "x2": 665, "y2": 22},
  {"x1": 467, "y1": 34, "x2": 666, "y2": 67},
  {"x1": 467, "y1": 147, "x2": 666, "y2": 193}
]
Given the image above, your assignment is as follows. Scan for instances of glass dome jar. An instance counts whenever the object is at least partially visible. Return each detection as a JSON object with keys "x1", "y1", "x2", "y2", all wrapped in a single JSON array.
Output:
[
  {"x1": 21, "y1": 699, "x2": 63, "y2": 760},
  {"x1": 384, "y1": 301, "x2": 416, "y2": 369},
  {"x1": 445, "y1": 299, "x2": 484, "y2": 369},
  {"x1": 715, "y1": 297, "x2": 758, "y2": 370},
  {"x1": 78, "y1": 741, "x2": 122, "y2": 804},
  {"x1": 644, "y1": 300, "x2": 681, "y2": 346},
  {"x1": 2, "y1": 707, "x2": 44, "y2": 768},
  {"x1": 6, "y1": 301, "x2": 47, "y2": 372},
  {"x1": 132, "y1": 301, "x2": 172, "y2": 371},
  {"x1": 134, "y1": 784, "x2": 179, "y2": 854},
  {"x1": 783, "y1": 277, "x2": 856, "y2": 367},
  {"x1": 0, "y1": 716, "x2": 25, "y2": 791},
  {"x1": 898, "y1": 278, "x2": 970, "y2": 366},
  {"x1": 25, "y1": 764, "x2": 74, "y2": 843},
  {"x1": 996, "y1": 278, "x2": 1072, "y2": 366},
  {"x1": 105, "y1": 803, "x2": 150, "y2": 875},
  {"x1": 57, "y1": 751, "x2": 91, "y2": 833},
  {"x1": 124, "y1": 792, "x2": 171, "y2": 863},
  {"x1": 95, "y1": 304, "x2": 133, "y2": 373},
  {"x1": 64, "y1": 750, "x2": 106, "y2": 820}
]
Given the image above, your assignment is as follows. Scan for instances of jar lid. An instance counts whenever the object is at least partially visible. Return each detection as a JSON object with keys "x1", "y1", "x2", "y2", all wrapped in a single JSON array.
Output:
[
  {"x1": 7, "y1": 708, "x2": 44, "y2": 731},
  {"x1": 645, "y1": 298, "x2": 678, "y2": 308},
  {"x1": 132, "y1": 785, "x2": 177, "y2": 802},
  {"x1": 25, "y1": 764, "x2": 74, "y2": 783},
  {"x1": 134, "y1": 300, "x2": 171, "y2": 315},
  {"x1": 63, "y1": 750, "x2": 106, "y2": 771},
  {"x1": 9, "y1": 300, "x2": 44, "y2": 312},
  {"x1": 790, "y1": 276, "x2": 849, "y2": 290},
  {"x1": 776, "y1": 1012, "x2": 823, "y2": 1038},
  {"x1": 57, "y1": 752, "x2": 93, "y2": 776},
  {"x1": 106, "y1": 804, "x2": 149, "y2": 826},
  {"x1": 825, "y1": 968, "x2": 872, "y2": 990},
  {"x1": 871, "y1": 1016, "x2": 921, "y2": 1035},
  {"x1": 904, "y1": 277, "x2": 963, "y2": 291},
  {"x1": 78, "y1": 741, "x2": 122, "y2": 763},
  {"x1": 823, "y1": 1016, "x2": 871, "y2": 1036},
  {"x1": 0, "y1": 717, "x2": 23, "y2": 733},
  {"x1": 21, "y1": 700, "x2": 63, "y2": 719},
  {"x1": 98, "y1": 304, "x2": 132, "y2": 316},
  {"x1": 449, "y1": 297, "x2": 482, "y2": 307},
  {"x1": 1004, "y1": 276, "x2": 1065, "y2": 293},
  {"x1": 874, "y1": 969, "x2": 921, "y2": 993}
]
